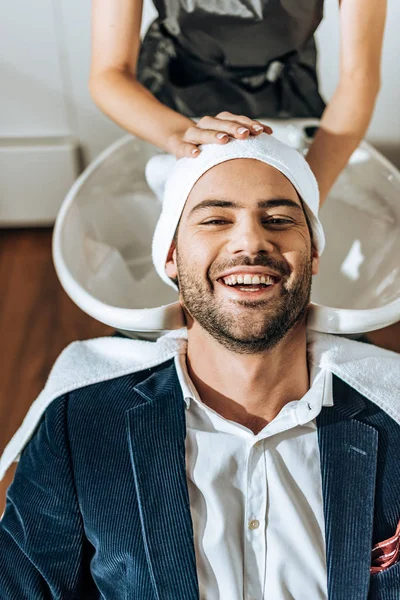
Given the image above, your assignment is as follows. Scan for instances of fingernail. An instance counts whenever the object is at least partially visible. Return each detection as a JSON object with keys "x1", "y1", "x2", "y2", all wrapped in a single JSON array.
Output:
[
  {"x1": 216, "y1": 133, "x2": 228, "y2": 139},
  {"x1": 237, "y1": 127, "x2": 249, "y2": 134},
  {"x1": 252, "y1": 125, "x2": 263, "y2": 132},
  {"x1": 191, "y1": 148, "x2": 200, "y2": 155}
]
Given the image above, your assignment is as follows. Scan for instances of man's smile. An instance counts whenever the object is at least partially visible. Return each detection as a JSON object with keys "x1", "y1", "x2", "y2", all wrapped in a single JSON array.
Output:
[
  {"x1": 216, "y1": 265, "x2": 283, "y2": 280},
  {"x1": 211, "y1": 265, "x2": 284, "y2": 302},
  {"x1": 216, "y1": 274, "x2": 281, "y2": 301}
]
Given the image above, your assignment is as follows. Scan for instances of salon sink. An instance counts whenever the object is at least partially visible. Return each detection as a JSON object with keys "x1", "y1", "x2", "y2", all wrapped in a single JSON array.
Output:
[{"x1": 53, "y1": 119, "x2": 400, "y2": 336}]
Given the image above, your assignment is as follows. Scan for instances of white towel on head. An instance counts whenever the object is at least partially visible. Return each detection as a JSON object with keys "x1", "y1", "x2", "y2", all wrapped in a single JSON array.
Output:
[
  {"x1": 148, "y1": 133, "x2": 325, "y2": 290},
  {"x1": 145, "y1": 153, "x2": 177, "y2": 202}
]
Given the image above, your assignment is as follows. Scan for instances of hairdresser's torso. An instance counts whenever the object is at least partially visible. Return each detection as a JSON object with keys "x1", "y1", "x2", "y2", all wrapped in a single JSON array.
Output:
[
  {"x1": 152, "y1": 0, "x2": 323, "y2": 66},
  {"x1": 137, "y1": 0, "x2": 326, "y2": 118}
]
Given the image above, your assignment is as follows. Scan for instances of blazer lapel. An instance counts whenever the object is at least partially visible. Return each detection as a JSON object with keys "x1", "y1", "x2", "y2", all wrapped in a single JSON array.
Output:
[
  {"x1": 317, "y1": 376, "x2": 378, "y2": 600},
  {"x1": 126, "y1": 361, "x2": 199, "y2": 600}
]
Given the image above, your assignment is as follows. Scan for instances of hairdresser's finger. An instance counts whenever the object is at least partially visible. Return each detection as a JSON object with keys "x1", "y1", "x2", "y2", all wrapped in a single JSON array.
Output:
[
  {"x1": 252, "y1": 122, "x2": 273, "y2": 135},
  {"x1": 216, "y1": 113, "x2": 272, "y2": 135},
  {"x1": 184, "y1": 126, "x2": 231, "y2": 146},
  {"x1": 196, "y1": 115, "x2": 253, "y2": 138},
  {"x1": 199, "y1": 115, "x2": 269, "y2": 138},
  {"x1": 175, "y1": 141, "x2": 201, "y2": 159},
  {"x1": 214, "y1": 112, "x2": 273, "y2": 135}
]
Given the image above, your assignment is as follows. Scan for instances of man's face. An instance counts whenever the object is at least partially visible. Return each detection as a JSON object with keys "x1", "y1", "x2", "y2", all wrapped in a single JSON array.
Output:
[{"x1": 165, "y1": 159, "x2": 320, "y2": 353}]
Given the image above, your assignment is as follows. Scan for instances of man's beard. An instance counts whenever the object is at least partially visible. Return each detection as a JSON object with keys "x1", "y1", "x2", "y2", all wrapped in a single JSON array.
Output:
[{"x1": 176, "y1": 250, "x2": 313, "y2": 354}]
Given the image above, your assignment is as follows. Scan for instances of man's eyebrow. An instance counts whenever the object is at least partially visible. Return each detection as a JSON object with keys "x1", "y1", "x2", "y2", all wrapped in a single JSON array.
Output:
[
  {"x1": 258, "y1": 199, "x2": 303, "y2": 211},
  {"x1": 188, "y1": 198, "x2": 303, "y2": 216}
]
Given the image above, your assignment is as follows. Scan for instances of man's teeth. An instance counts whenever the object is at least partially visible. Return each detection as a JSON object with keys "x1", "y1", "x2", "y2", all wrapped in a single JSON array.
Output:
[{"x1": 222, "y1": 274, "x2": 275, "y2": 286}]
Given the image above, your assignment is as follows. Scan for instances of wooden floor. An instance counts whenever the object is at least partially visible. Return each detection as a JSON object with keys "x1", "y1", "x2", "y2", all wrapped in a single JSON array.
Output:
[{"x1": 0, "y1": 228, "x2": 112, "y2": 514}]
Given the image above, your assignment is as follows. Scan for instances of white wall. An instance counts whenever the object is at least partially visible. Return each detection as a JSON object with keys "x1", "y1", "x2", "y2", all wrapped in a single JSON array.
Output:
[
  {"x1": 1, "y1": 0, "x2": 399, "y2": 166},
  {"x1": 0, "y1": 0, "x2": 70, "y2": 136}
]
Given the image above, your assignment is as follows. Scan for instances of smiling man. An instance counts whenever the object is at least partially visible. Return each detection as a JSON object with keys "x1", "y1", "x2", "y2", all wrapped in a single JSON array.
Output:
[
  {"x1": 164, "y1": 157, "x2": 320, "y2": 430},
  {"x1": 170, "y1": 160, "x2": 315, "y2": 355},
  {"x1": 1, "y1": 134, "x2": 400, "y2": 600}
]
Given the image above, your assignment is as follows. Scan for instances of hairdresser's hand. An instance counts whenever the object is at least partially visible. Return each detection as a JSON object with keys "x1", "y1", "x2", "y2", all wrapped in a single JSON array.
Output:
[{"x1": 167, "y1": 112, "x2": 273, "y2": 158}]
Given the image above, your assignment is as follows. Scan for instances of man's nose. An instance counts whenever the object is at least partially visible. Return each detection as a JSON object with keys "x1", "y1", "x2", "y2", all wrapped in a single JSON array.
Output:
[{"x1": 225, "y1": 218, "x2": 275, "y2": 255}]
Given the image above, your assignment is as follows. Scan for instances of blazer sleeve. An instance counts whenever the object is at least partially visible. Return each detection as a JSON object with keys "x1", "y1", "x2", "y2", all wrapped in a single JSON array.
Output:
[{"x1": 0, "y1": 394, "x2": 90, "y2": 599}]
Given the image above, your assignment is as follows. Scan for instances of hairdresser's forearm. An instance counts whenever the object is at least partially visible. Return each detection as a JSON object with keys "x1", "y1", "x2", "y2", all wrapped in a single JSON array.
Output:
[
  {"x1": 306, "y1": 76, "x2": 380, "y2": 205},
  {"x1": 89, "y1": 68, "x2": 193, "y2": 153}
]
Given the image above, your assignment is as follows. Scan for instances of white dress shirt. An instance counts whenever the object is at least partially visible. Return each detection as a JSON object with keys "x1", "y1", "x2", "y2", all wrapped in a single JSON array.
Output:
[{"x1": 174, "y1": 354, "x2": 333, "y2": 600}]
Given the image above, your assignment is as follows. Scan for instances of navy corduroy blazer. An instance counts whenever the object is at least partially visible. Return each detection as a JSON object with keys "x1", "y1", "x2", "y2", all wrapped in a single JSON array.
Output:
[{"x1": 1, "y1": 359, "x2": 400, "y2": 599}]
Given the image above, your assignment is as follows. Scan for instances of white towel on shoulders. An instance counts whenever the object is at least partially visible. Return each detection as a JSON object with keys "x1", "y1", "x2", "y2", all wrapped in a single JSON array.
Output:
[{"x1": 0, "y1": 331, "x2": 399, "y2": 481}]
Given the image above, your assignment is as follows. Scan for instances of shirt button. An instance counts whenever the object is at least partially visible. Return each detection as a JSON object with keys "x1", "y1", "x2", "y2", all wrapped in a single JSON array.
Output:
[{"x1": 248, "y1": 519, "x2": 260, "y2": 530}]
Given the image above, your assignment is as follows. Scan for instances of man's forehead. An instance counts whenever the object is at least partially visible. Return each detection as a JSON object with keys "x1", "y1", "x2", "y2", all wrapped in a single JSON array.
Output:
[{"x1": 182, "y1": 162, "x2": 301, "y2": 218}]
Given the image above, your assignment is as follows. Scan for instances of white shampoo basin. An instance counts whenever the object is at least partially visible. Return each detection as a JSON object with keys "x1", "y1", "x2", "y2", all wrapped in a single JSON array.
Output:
[{"x1": 53, "y1": 119, "x2": 400, "y2": 336}]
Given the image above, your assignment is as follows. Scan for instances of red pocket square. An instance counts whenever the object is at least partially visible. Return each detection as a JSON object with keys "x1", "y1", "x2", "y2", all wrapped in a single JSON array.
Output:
[{"x1": 370, "y1": 520, "x2": 400, "y2": 574}]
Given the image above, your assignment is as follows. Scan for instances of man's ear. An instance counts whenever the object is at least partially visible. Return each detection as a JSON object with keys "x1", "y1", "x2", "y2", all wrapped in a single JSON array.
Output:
[
  {"x1": 311, "y1": 246, "x2": 320, "y2": 276},
  {"x1": 165, "y1": 241, "x2": 178, "y2": 279}
]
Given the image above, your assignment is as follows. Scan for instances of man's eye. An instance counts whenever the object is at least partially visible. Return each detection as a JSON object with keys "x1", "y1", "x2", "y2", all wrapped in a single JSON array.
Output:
[
  {"x1": 202, "y1": 219, "x2": 229, "y2": 225},
  {"x1": 264, "y1": 218, "x2": 293, "y2": 226}
]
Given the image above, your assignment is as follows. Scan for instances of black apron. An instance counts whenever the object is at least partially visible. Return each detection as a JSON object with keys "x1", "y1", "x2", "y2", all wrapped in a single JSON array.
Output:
[{"x1": 137, "y1": 0, "x2": 326, "y2": 119}]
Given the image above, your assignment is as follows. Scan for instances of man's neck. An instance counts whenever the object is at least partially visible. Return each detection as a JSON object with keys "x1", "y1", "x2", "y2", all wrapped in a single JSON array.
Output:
[{"x1": 186, "y1": 323, "x2": 310, "y2": 434}]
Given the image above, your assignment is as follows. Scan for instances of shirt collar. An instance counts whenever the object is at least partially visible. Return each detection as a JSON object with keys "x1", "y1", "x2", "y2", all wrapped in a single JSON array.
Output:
[
  {"x1": 174, "y1": 351, "x2": 334, "y2": 411},
  {"x1": 174, "y1": 353, "x2": 199, "y2": 409}
]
